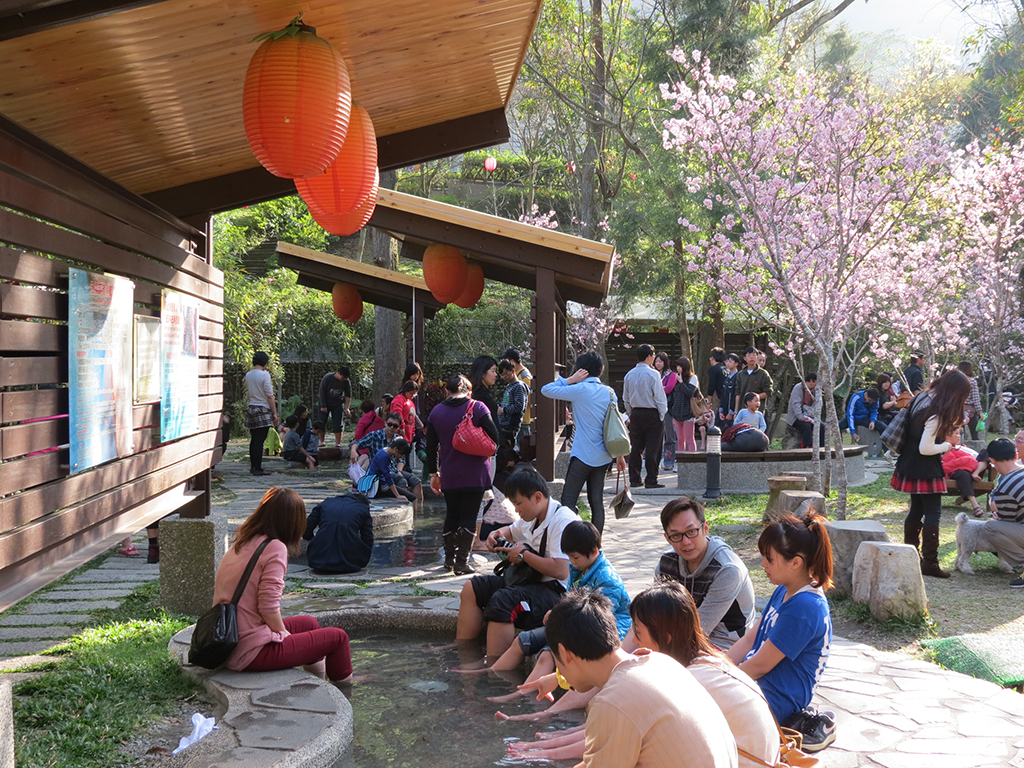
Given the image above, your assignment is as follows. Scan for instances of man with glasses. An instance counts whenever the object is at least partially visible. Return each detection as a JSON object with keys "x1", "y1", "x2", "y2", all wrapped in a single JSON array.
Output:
[
  {"x1": 349, "y1": 416, "x2": 423, "y2": 504},
  {"x1": 654, "y1": 497, "x2": 755, "y2": 650}
]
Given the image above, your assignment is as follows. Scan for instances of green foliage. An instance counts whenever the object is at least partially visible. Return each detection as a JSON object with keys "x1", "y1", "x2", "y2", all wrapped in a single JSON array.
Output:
[
  {"x1": 13, "y1": 581, "x2": 205, "y2": 768},
  {"x1": 424, "y1": 282, "x2": 532, "y2": 364}
]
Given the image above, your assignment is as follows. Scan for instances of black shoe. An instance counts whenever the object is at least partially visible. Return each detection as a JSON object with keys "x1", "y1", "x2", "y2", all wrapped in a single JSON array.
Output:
[
  {"x1": 629, "y1": 482, "x2": 643, "y2": 488},
  {"x1": 1010, "y1": 576, "x2": 1024, "y2": 588},
  {"x1": 784, "y1": 707, "x2": 836, "y2": 752},
  {"x1": 250, "y1": 468, "x2": 273, "y2": 476},
  {"x1": 645, "y1": 483, "x2": 666, "y2": 489}
]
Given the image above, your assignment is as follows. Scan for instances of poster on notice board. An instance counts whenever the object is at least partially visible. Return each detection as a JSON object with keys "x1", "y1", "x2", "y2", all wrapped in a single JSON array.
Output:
[
  {"x1": 161, "y1": 289, "x2": 200, "y2": 442},
  {"x1": 134, "y1": 315, "x2": 162, "y2": 404},
  {"x1": 68, "y1": 267, "x2": 135, "y2": 473}
]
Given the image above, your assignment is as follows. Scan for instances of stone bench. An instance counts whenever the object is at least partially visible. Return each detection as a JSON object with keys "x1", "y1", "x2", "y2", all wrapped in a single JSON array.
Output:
[
  {"x1": 675, "y1": 446, "x2": 867, "y2": 495},
  {"x1": 826, "y1": 519, "x2": 890, "y2": 595},
  {"x1": 168, "y1": 626, "x2": 353, "y2": 767},
  {"x1": 855, "y1": 425, "x2": 884, "y2": 458},
  {"x1": 852, "y1": 541, "x2": 928, "y2": 622}
]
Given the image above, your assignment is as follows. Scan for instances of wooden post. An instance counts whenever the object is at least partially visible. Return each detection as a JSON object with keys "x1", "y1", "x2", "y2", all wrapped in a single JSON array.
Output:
[
  {"x1": 412, "y1": 290, "x2": 425, "y2": 366},
  {"x1": 535, "y1": 268, "x2": 556, "y2": 480}
]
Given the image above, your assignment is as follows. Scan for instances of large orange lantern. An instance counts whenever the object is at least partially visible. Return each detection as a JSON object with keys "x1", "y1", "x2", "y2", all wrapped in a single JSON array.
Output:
[
  {"x1": 453, "y1": 263, "x2": 485, "y2": 308},
  {"x1": 295, "y1": 104, "x2": 377, "y2": 215},
  {"x1": 422, "y1": 244, "x2": 468, "y2": 303},
  {"x1": 308, "y1": 168, "x2": 379, "y2": 236},
  {"x1": 243, "y1": 17, "x2": 352, "y2": 179},
  {"x1": 344, "y1": 301, "x2": 363, "y2": 323},
  {"x1": 332, "y1": 283, "x2": 362, "y2": 321}
]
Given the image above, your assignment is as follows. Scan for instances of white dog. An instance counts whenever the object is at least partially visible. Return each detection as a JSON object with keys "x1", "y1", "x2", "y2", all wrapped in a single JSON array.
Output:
[{"x1": 954, "y1": 512, "x2": 1015, "y2": 575}]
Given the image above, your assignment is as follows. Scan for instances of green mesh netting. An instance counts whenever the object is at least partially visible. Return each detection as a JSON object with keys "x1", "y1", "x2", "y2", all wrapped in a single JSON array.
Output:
[{"x1": 922, "y1": 634, "x2": 1024, "y2": 688}]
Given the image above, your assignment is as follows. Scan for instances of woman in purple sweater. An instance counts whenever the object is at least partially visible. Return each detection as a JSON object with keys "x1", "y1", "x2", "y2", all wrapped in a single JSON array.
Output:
[{"x1": 426, "y1": 374, "x2": 500, "y2": 575}]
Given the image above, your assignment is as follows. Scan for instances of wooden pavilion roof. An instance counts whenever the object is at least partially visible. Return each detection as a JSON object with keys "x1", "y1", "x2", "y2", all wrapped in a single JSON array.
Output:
[
  {"x1": 0, "y1": 0, "x2": 540, "y2": 219},
  {"x1": 275, "y1": 241, "x2": 444, "y2": 318},
  {"x1": 369, "y1": 189, "x2": 616, "y2": 308}
]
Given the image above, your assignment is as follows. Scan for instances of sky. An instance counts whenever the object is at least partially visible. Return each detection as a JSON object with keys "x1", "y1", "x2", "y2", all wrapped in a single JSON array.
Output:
[{"x1": 836, "y1": 0, "x2": 998, "y2": 55}]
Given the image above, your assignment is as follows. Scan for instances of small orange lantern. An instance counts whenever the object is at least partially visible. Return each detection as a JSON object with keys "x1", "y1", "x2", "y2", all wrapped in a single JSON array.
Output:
[
  {"x1": 308, "y1": 168, "x2": 379, "y2": 236},
  {"x1": 422, "y1": 244, "x2": 468, "y2": 303},
  {"x1": 453, "y1": 262, "x2": 485, "y2": 308},
  {"x1": 295, "y1": 105, "x2": 377, "y2": 215},
  {"x1": 243, "y1": 16, "x2": 352, "y2": 179},
  {"x1": 332, "y1": 283, "x2": 361, "y2": 321}
]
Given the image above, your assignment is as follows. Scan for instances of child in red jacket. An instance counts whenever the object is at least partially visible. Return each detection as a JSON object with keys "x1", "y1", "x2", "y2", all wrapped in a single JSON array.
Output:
[
  {"x1": 942, "y1": 434, "x2": 987, "y2": 517},
  {"x1": 389, "y1": 381, "x2": 419, "y2": 444}
]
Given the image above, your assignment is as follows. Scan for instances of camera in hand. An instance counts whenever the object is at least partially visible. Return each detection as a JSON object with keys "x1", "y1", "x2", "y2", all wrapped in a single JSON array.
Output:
[{"x1": 494, "y1": 537, "x2": 512, "y2": 550}]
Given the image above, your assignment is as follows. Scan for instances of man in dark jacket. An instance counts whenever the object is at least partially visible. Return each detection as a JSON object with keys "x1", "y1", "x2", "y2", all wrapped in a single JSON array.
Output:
[
  {"x1": 904, "y1": 352, "x2": 925, "y2": 395},
  {"x1": 735, "y1": 347, "x2": 773, "y2": 415},
  {"x1": 706, "y1": 347, "x2": 726, "y2": 425},
  {"x1": 303, "y1": 493, "x2": 374, "y2": 573}
]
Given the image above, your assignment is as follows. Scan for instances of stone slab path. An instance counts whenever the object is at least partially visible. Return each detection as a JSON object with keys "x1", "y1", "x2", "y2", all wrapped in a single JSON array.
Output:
[{"x1": 3, "y1": 448, "x2": 1024, "y2": 766}]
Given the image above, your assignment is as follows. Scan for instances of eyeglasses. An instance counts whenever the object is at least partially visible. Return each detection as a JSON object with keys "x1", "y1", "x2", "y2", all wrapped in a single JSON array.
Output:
[
  {"x1": 386, "y1": 423, "x2": 401, "y2": 429},
  {"x1": 666, "y1": 525, "x2": 705, "y2": 543}
]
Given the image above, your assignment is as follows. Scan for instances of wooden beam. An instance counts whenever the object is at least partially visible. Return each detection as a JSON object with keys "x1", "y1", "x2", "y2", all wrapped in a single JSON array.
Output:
[
  {"x1": 0, "y1": 0, "x2": 174, "y2": 42},
  {"x1": 535, "y1": 267, "x2": 557, "y2": 481},
  {"x1": 142, "y1": 109, "x2": 510, "y2": 219}
]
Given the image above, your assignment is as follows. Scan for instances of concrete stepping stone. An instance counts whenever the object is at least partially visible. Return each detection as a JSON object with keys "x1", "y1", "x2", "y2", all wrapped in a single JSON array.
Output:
[
  {"x1": 251, "y1": 681, "x2": 338, "y2": 714},
  {"x1": 70, "y1": 571, "x2": 154, "y2": 583},
  {"x1": 209, "y1": 668, "x2": 308, "y2": 690},
  {"x1": 224, "y1": 709, "x2": 333, "y2": 750},
  {"x1": 0, "y1": 614, "x2": 90, "y2": 627},
  {"x1": 180, "y1": 747, "x2": 281, "y2": 768},
  {"x1": 38, "y1": 588, "x2": 138, "y2": 600},
  {"x1": 94, "y1": 560, "x2": 157, "y2": 570},
  {"x1": 24, "y1": 600, "x2": 119, "y2": 613},
  {"x1": 43, "y1": 582, "x2": 140, "y2": 592},
  {"x1": 0, "y1": 627, "x2": 74, "y2": 640},
  {"x1": 0, "y1": 641, "x2": 58, "y2": 657}
]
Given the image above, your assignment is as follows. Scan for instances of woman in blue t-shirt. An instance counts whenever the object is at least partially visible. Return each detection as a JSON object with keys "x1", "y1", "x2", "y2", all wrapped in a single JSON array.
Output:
[{"x1": 727, "y1": 512, "x2": 836, "y2": 752}]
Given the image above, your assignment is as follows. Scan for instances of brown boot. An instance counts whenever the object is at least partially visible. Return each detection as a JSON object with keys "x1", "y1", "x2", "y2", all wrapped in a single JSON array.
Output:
[
  {"x1": 921, "y1": 525, "x2": 950, "y2": 578},
  {"x1": 903, "y1": 518, "x2": 923, "y2": 551},
  {"x1": 453, "y1": 528, "x2": 478, "y2": 576},
  {"x1": 442, "y1": 530, "x2": 457, "y2": 572}
]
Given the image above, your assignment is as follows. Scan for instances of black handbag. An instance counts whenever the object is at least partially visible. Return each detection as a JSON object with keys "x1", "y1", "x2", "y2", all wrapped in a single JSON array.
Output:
[
  {"x1": 493, "y1": 528, "x2": 548, "y2": 587},
  {"x1": 188, "y1": 539, "x2": 272, "y2": 669}
]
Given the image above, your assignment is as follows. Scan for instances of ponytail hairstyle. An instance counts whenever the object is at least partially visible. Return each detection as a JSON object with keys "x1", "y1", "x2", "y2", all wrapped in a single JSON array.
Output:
[
  {"x1": 757, "y1": 512, "x2": 834, "y2": 591},
  {"x1": 630, "y1": 582, "x2": 720, "y2": 666}
]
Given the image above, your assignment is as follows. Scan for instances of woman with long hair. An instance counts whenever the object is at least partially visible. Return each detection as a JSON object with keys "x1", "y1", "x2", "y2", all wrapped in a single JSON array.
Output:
[
  {"x1": 469, "y1": 355, "x2": 500, "y2": 422},
  {"x1": 509, "y1": 582, "x2": 779, "y2": 766},
  {"x1": 874, "y1": 373, "x2": 898, "y2": 427},
  {"x1": 426, "y1": 374, "x2": 499, "y2": 574},
  {"x1": 670, "y1": 357, "x2": 700, "y2": 452},
  {"x1": 892, "y1": 369, "x2": 972, "y2": 578},
  {"x1": 212, "y1": 487, "x2": 353, "y2": 682},
  {"x1": 656, "y1": 352, "x2": 678, "y2": 470}
]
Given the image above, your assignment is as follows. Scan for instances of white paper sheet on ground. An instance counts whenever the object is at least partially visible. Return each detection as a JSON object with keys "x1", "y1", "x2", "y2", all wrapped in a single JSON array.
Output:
[{"x1": 172, "y1": 713, "x2": 217, "y2": 754}]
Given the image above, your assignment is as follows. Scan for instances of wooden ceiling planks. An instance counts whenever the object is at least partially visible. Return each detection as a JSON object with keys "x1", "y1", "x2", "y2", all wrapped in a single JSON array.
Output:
[{"x1": 0, "y1": 0, "x2": 540, "y2": 195}]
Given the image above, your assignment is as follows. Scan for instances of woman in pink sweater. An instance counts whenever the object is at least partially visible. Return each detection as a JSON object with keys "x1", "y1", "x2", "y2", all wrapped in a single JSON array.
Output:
[{"x1": 212, "y1": 487, "x2": 352, "y2": 682}]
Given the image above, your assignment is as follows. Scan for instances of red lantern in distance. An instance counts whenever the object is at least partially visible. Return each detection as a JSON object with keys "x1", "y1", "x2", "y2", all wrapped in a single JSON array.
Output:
[
  {"x1": 296, "y1": 104, "x2": 377, "y2": 216},
  {"x1": 332, "y1": 283, "x2": 362, "y2": 322},
  {"x1": 422, "y1": 244, "x2": 468, "y2": 303},
  {"x1": 453, "y1": 262, "x2": 485, "y2": 308},
  {"x1": 308, "y1": 168, "x2": 379, "y2": 236},
  {"x1": 243, "y1": 18, "x2": 352, "y2": 179},
  {"x1": 484, "y1": 156, "x2": 497, "y2": 172}
]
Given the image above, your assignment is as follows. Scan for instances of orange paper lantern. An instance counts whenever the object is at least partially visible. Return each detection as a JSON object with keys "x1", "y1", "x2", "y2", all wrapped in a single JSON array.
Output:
[
  {"x1": 308, "y1": 168, "x2": 379, "y2": 236},
  {"x1": 295, "y1": 104, "x2": 377, "y2": 215},
  {"x1": 344, "y1": 301, "x2": 363, "y2": 323},
  {"x1": 422, "y1": 244, "x2": 468, "y2": 303},
  {"x1": 453, "y1": 263, "x2": 485, "y2": 308},
  {"x1": 243, "y1": 19, "x2": 352, "y2": 179},
  {"x1": 332, "y1": 283, "x2": 361, "y2": 321}
]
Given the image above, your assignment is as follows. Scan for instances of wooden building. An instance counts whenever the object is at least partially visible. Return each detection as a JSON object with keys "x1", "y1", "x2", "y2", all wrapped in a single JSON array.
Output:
[{"x1": 0, "y1": 0, "x2": 550, "y2": 602}]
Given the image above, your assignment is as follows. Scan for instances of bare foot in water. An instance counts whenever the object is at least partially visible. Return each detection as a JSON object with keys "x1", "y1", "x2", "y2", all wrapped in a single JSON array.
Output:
[
  {"x1": 449, "y1": 666, "x2": 490, "y2": 674},
  {"x1": 500, "y1": 709, "x2": 554, "y2": 722},
  {"x1": 487, "y1": 691, "x2": 527, "y2": 703}
]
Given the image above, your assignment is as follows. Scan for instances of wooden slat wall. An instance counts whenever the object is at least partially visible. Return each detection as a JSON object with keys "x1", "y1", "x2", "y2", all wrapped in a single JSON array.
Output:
[{"x1": 0, "y1": 130, "x2": 224, "y2": 591}]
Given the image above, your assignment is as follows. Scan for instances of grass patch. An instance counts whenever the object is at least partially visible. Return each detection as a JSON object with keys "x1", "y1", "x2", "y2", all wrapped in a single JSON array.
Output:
[
  {"x1": 827, "y1": 591, "x2": 935, "y2": 640},
  {"x1": 13, "y1": 581, "x2": 207, "y2": 768}
]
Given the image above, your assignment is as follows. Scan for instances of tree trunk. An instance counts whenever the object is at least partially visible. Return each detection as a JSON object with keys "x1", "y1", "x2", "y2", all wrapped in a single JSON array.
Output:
[
  {"x1": 372, "y1": 170, "x2": 404, "y2": 402},
  {"x1": 815, "y1": 351, "x2": 848, "y2": 519},
  {"x1": 579, "y1": 0, "x2": 606, "y2": 240}
]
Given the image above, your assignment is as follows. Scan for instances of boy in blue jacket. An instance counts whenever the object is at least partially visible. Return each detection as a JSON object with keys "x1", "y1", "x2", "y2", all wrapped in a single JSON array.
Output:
[{"x1": 480, "y1": 520, "x2": 631, "y2": 674}]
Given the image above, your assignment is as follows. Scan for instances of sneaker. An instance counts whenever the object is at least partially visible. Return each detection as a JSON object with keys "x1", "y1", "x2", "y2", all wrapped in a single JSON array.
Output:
[
  {"x1": 1010, "y1": 576, "x2": 1024, "y2": 588},
  {"x1": 784, "y1": 707, "x2": 836, "y2": 752}
]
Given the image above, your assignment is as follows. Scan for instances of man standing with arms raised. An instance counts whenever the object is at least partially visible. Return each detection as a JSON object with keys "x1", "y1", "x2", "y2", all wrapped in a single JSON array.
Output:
[{"x1": 623, "y1": 345, "x2": 668, "y2": 489}]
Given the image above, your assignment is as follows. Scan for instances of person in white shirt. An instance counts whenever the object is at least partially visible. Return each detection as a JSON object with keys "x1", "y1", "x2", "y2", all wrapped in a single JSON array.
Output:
[{"x1": 622, "y1": 345, "x2": 668, "y2": 489}]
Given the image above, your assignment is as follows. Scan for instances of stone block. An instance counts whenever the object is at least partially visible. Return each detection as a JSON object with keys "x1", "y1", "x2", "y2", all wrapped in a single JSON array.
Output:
[
  {"x1": 777, "y1": 490, "x2": 827, "y2": 520},
  {"x1": 159, "y1": 514, "x2": 229, "y2": 616},
  {"x1": 0, "y1": 681, "x2": 11, "y2": 768},
  {"x1": 676, "y1": 451, "x2": 865, "y2": 494},
  {"x1": 852, "y1": 542, "x2": 928, "y2": 622},
  {"x1": 764, "y1": 476, "x2": 808, "y2": 522},
  {"x1": 781, "y1": 423, "x2": 802, "y2": 450},
  {"x1": 856, "y1": 425, "x2": 884, "y2": 458},
  {"x1": 827, "y1": 519, "x2": 890, "y2": 595},
  {"x1": 554, "y1": 451, "x2": 571, "y2": 479}
]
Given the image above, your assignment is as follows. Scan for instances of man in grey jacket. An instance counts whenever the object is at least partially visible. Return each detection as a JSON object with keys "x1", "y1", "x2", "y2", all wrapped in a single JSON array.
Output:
[
  {"x1": 654, "y1": 496, "x2": 756, "y2": 650},
  {"x1": 622, "y1": 344, "x2": 668, "y2": 489}
]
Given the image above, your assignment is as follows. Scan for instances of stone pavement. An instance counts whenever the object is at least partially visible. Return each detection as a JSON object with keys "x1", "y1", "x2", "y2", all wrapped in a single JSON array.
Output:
[{"x1": 4, "y1": 448, "x2": 1024, "y2": 766}]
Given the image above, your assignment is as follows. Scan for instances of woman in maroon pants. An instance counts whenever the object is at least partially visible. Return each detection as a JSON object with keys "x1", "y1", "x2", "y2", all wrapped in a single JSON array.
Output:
[{"x1": 212, "y1": 486, "x2": 353, "y2": 682}]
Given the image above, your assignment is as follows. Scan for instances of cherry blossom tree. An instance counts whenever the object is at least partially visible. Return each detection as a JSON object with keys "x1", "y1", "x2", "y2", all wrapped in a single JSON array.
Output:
[
  {"x1": 946, "y1": 140, "x2": 1024, "y2": 434},
  {"x1": 661, "y1": 55, "x2": 961, "y2": 516}
]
